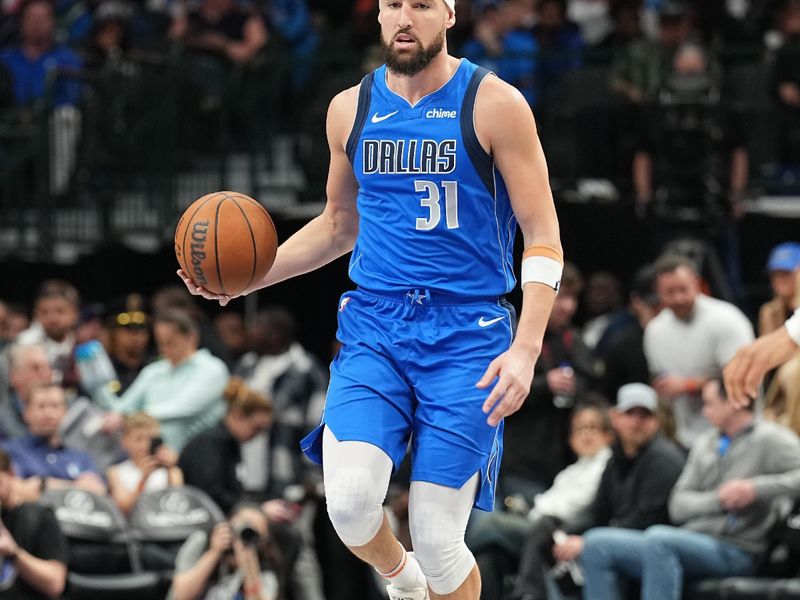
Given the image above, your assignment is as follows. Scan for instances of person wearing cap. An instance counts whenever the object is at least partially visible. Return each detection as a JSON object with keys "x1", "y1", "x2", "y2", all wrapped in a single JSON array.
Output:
[
  {"x1": 580, "y1": 379, "x2": 800, "y2": 600},
  {"x1": 550, "y1": 384, "x2": 685, "y2": 584},
  {"x1": 105, "y1": 294, "x2": 153, "y2": 395},
  {"x1": 757, "y1": 242, "x2": 800, "y2": 337}
]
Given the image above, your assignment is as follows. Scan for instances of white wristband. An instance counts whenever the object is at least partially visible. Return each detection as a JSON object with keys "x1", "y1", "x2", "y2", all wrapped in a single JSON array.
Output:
[
  {"x1": 521, "y1": 256, "x2": 563, "y2": 291},
  {"x1": 785, "y1": 308, "x2": 800, "y2": 346}
]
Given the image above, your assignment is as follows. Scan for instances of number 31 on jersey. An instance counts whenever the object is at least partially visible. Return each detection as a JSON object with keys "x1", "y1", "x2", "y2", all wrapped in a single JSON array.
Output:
[{"x1": 415, "y1": 180, "x2": 459, "y2": 231}]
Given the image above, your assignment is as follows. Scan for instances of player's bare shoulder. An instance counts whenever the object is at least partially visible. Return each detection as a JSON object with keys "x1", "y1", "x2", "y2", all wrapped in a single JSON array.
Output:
[
  {"x1": 474, "y1": 75, "x2": 537, "y2": 154},
  {"x1": 327, "y1": 84, "x2": 361, "y2": 151}
]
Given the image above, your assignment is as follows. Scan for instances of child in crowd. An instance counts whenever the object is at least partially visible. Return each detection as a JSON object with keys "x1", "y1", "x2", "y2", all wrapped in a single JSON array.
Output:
[{"x1": 107, "y1": 412, "x2": 183, "y2": 513}]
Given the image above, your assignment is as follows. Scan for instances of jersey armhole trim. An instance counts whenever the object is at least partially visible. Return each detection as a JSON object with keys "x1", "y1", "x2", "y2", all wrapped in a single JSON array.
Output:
[
  {"x1": 346, "y1": 71, "x2": 375, "y2": 164},
  {"x1": 460, "y1": 67, "x2": 495, "y2": 196}
]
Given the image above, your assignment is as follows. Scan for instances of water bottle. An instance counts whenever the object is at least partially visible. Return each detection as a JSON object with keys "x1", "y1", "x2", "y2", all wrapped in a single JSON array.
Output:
[
  {"x1": 553, "y1": 361, "x2": 575, "y2": 409},
  {"x1": 74, "y1": 340, "x2": 118, "y2": 393}
]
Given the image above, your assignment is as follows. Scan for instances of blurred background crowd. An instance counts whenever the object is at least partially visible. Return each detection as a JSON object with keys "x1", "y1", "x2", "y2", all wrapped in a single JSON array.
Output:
[{"x1": 3, "y1": 0, "x2": 800, "y2": 599}]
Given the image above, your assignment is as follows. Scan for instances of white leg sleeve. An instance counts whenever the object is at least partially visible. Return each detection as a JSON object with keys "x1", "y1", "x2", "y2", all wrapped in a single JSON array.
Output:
[
  {"x1": 322, "y1": 426, "x2": 393, "y2": 547},
  {"x1": 408, "y1": 474, "x2": 479, "y2": 595}
]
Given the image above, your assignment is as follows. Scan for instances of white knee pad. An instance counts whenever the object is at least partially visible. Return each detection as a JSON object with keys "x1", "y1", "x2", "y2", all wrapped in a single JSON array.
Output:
[
  {"x1": 409, "y1": 474, "x2": 479, "y2": 595},
  {"x1": 322, "y1": 427, "x2": 393, "y2": 547}
]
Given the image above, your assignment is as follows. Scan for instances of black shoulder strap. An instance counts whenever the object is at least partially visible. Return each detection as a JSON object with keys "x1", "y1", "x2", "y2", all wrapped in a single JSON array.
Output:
[
  {"x1": 460, "y1": 66, "x2": 495, "y2": 196},
  {"x1": 346, "y1": 71, "x2": 375, "y2": 164}
]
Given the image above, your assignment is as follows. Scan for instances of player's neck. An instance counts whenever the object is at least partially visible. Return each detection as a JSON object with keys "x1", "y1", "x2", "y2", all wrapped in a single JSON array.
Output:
[{"x1": 385, "y1": 52, "x2": 460, "y2": 106}]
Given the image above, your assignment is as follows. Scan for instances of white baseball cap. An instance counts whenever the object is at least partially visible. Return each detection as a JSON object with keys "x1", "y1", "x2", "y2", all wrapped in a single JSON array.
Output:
[{"x1": 616, "y1": 383, "x2": 658, "y2": 414}]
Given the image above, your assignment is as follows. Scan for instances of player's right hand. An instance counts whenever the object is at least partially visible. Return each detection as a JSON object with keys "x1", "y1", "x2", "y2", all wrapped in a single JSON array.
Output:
[{"x1": 177, "y1": 269, "x2": 233, "y2": 306}]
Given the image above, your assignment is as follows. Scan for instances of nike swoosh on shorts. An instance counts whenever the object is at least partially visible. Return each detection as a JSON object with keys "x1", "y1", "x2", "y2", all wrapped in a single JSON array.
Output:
[{"x1": 478, "y1": 316, "x2": 506, "y2": 328}]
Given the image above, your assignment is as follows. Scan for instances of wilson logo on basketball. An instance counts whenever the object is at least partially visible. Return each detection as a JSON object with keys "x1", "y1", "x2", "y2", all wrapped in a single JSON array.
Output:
[{"x1": 190, "y1": 221, "x2": 209, "y2": 285}]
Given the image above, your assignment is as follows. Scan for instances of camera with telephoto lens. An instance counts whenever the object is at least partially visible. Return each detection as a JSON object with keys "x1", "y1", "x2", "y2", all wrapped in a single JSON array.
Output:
[{"x1": 233, "y1": 523, "x2": 260, "y2": 547}]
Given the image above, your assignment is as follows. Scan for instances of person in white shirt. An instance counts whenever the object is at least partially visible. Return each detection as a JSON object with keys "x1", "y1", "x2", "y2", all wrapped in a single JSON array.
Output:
[
  {"x1": 644, "y1": 254, "x2": 753, "y2": 447},
  {"x1": 107, "y1": 412, "x2": 183, "y2": 514},
  {"x1": 467, "y1": 400, "x2": 613, "y2": 599}
]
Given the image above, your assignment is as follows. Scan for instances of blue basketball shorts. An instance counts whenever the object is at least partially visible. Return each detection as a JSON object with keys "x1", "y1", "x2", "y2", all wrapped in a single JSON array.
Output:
[{"x1": 300, "y1": 287, "x2": 516, "y2": 511}]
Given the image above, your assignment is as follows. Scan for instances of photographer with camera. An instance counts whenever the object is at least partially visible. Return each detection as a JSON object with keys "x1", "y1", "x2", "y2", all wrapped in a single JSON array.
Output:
[
  {"x1": 170, "y1": 502, "x2": 280, "y2": 600},
  {"x1": 634, "y1": 42, "x2": 749, "y2": 303},
  {"x1": 0, "y1": 448, "x2": 68, "y2": 600},
  {"x1": 107, "y1": 412, "x2": 183, "y2": 514}
]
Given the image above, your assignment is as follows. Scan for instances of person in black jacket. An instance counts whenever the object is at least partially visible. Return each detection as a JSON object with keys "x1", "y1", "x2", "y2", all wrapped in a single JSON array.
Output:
[
  {"x1": 548, "y1": 384, "x2": 685, "y2": 570},
  {"x1": 179, "y1": 378, "x2": 271, "y2": 514}
]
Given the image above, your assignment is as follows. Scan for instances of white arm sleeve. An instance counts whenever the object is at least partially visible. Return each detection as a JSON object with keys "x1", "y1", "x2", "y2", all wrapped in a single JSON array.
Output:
[{"x1": 785, "y1": 308, "x2": 800, "y2": 346}]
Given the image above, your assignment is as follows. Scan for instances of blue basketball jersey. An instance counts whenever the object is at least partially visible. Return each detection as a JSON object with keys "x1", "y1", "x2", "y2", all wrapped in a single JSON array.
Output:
[{"x1": 346, "y1": 59, "x2": 517, "y2": 298}]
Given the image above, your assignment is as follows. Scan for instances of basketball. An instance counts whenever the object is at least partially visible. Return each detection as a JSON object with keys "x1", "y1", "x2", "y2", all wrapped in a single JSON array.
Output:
[{"x1": 175, "y1": 191, "x2": 278, "y2": 296}]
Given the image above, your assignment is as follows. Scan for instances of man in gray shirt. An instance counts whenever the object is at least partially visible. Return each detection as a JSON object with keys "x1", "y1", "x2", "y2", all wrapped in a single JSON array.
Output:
[
  {"x1": 580, "y1": 378, "x2": 800, "y2": 600},
  {"x1": 644, "y1": 254, "x2": 753, "y2": 447}
]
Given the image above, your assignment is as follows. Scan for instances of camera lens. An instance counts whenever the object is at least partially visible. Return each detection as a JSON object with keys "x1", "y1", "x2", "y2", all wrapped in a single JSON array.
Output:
[{"x1": 235, "y1": 525, "x2": 260, "y2": 546}]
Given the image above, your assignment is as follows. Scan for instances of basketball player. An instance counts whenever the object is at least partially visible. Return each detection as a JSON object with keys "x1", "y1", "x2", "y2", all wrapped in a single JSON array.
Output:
[
  {"x1": 180, "y1": 1, "x2": 562, "y2": 598},
  {"x1": 724, "y1": 308, "x2": 800, "y2": 408}
]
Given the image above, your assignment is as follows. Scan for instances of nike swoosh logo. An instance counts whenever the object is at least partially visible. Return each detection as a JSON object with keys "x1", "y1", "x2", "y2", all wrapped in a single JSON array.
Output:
[
  {"x1": 371, "y1": 110, "x2": 398, "y2": 123},
  {"x1": 478, "y1": 316, "x2": 506, "y2": 328}
]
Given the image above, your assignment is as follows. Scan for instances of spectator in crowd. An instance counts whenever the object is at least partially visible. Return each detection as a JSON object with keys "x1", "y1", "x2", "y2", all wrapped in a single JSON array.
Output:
[
  {"x1": 531, "y1": 0, "x2": 584, "y2": 97},
  {"x1": 501, "y1": 263, "x2": 595, "y2": 500},
  {"x1": 645, "y1": 254, "x2": 753, "y2": 447},
  {"x1": 151, "y1": 285, "x2": 233, "y2": 367},
  {"x1": 580, "y1": 271, "x2": 627, "y2": 354},
  {"x1": 633, "y1": 42, "x2": 747, "y2": 222},
  {"x1": 598, "y1": 264, "x2": 660, "y2": 400},
  {"x1": 758, "y1": 242, "x2": 800, "y2": 336},
  {"x1": 169, "y1": 503, "x2": 281, "y2": 600},
  {"x1": 234, "y1": 307, "x2": 326, "y2": 499},
  {"x1": 549, "y1": 384, "x2": 685, "y2": 579},
  {"x1": 96, "y1": 308, "x2": 229, "y2": 453},
  {"x1": 105, "y1": 293, "x2": 153, "y2": 394},
  {"x1": 213, "y1": 310, "x2": 248, "y2": 363},
  {"x1": 82, "y1": 4, "x2": 131, "y2": 71},
  {"x1": 610, "y1": 0, "x2": 694, "y2": 104},
  {"x1": 170, "y1": 0, "x2": 267, "y2": 66},
  {"x1": 0, "y1": 344, "x2": 53, "y2": 440},
  {"x1": 567, "y1": 0, "x2": 613, "y2": 47},
  {"x1": 772, "y1": 0, "x2": 800, "y2": 168},
  {"x1": 2, "y1": 382, "x2": 106, "y2": 497},
  {"x1": 0, "y1": 299, "x2": 9, "y2": 348},
  {"x1": 5, "y1": 303, "x2": 30, "y2": 343},
  {"x1": 0, "y1": 0, "x2": 82, "y2": 107},
  {"x1": 107, "y1": 412, "x2": 183, "y2": 514},
  {"x1": 468, "y1": 400, "x2": 613, "y2": 600},
  {"x1": 594, "y1": 1, "x2": 642, "y2": 59},
  {"x1": 461, "y1": 0, "x2": 539, "y2": 105},
  {"x1": 179, "y1": 377, "x2": 272, "y2": 514},
  {"x1": 16, "y1": 280, "x2": 79, "y2": 387},
  {"x1": 0, "y1": 448, "x2": 68, "y2": 600},
  {"x1": 580, "y1": 379, "x2": 800, "y2": 599},
  {"x1": 75, "y1": 302, "x2": 107, "y2": 347},
  {"x1": 180, "y1": 378, "x2": 323, "y2": 600}
]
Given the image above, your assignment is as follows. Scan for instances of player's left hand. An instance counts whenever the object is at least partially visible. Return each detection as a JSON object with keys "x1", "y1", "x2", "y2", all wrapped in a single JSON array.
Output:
[{"x1": 477, "y1": 346, "x2": 537, "y2": 427}]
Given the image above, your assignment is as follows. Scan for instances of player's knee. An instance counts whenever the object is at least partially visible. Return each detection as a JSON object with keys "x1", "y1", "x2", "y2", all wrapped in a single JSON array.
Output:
[
  {"x1": 410, "y1": 505, "x2": 475, "y2": 594},
  {"x1": 325, "y1": 465, "x2": 385, "y2": 547}
]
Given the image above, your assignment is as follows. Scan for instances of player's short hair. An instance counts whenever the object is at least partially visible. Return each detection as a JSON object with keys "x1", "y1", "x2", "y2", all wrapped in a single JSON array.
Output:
[
  {"x1": 653, "y1": 253, "x2": 699, "y2": 278},
  {"x1": 34, "y1": 279, "x2": 80, "y2": 308},
  {"x1": 559, "y1": 262, "x2": 584, "y2": 296},
  {"x1": 154, "y1": 308, "x2": 199, "y2": 337},
  {"x1": 123, "y1": 412, "x2": 160, "y2": 434},
  {"x1": 224, "y1": 377, "x2": 272, "y2": 418}
]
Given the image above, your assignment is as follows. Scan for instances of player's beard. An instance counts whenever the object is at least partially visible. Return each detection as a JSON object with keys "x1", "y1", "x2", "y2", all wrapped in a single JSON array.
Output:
[{"x1": 381, "y1": 28, "x2": 445, "y2": 76}]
